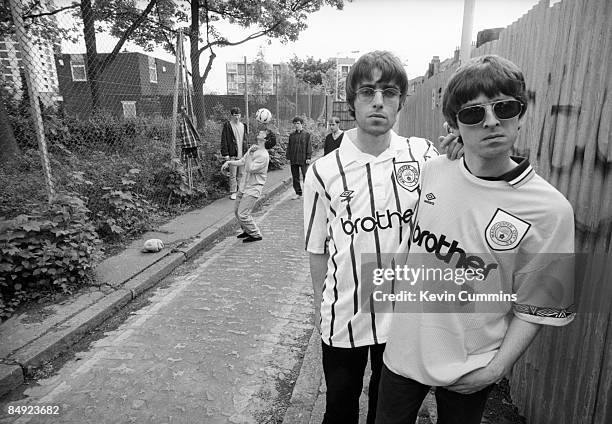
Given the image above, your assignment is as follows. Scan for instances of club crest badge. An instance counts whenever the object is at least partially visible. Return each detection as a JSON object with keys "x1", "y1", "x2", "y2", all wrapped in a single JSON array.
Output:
[
  {"x1": 485, "y1": 209, "x2": 531, "y2": 251},
  {"x1": 394, "y1": 161, "x2": 420, "y2": 192}
]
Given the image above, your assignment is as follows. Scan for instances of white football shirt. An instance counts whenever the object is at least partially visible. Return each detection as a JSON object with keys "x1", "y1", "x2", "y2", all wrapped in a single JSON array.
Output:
[
  {"x1": 304, "y1": 129, "x2": 438, "y2": 348},
  {"x1": 383, "y1": 155, "x2": 575, "y2": 386}
]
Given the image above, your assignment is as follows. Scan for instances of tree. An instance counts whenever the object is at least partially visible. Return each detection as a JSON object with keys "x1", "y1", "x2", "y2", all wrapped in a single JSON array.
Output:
[
  {"x1": 76, "y1": 0, "x2": 176, "y2": 113},
  {"x1": 289, "y1": 56, "x2": 335, "y2": 87},
  {"x1": 251, "y1": 47, "x2": 270, "y2": 105},
  {"x1": 289, "y1": 55, "x2": 335, "y2": 119},
  {"x1": 184, "y1": 0, "x2": 345, "y2": 127}
]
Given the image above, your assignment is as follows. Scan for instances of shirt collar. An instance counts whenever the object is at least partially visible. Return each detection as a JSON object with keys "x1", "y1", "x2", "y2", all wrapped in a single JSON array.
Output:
[
  {"x1": 462, "y1": 156, "x2": 534, "y2": 188},
  {"x1": 339, "y1": 129, "x2": 405, "y2": 166}
]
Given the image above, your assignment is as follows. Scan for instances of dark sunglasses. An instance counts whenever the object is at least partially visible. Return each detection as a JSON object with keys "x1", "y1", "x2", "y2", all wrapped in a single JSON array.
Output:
[{"x1": 456, "y1": 99, "x2": 523, "y2": 126}]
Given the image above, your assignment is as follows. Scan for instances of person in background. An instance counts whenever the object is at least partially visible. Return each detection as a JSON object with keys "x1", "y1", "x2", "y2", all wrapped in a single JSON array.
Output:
[
  {"x1": 221, "y1": 107, "x2": 248, "y2": 200},
  {"x1": 286, "y1": 116, "x2": 312, "y2": 200},
  {"x1": 222, "y1": 127, "x2": 276, "y2": 243},
  {"x1": 324, "y1": 116, "x2": 344, "y2": 155}
]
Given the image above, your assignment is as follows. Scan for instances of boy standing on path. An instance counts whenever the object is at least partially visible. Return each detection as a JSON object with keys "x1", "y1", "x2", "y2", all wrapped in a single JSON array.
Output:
[
  {"x1": 323, "y1": 116, "x2": 344, "y2": 155},
  {"x1": 221, "y1": 107, "x2": 248, "y2": 200},
  {"x1": 303, "y1": 51, "x2": 439, "y2": 424},
  {"x1": 287, "y1": 116, "x2": 312, "y2": 200},
  {"x1": 377, "y1": 55, "x2": 576, "y2": 424},
  {"x1": 222, "y1": 128, "x2": 276, "y2": 243}
]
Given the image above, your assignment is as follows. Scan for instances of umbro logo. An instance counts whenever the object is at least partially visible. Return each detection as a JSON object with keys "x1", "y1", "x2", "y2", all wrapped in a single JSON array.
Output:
[
  {"x1": 340, "y1": 190, "x2": 354, "y2": 203},
  {"x1": 424, "y1": 193, "x2": 436, "y2": 205}
]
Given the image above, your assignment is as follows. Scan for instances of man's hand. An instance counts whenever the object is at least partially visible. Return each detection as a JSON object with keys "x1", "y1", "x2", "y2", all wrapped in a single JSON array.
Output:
[
  {"x1": 439, "y1": 132, "x2": 464, "y2": 160},
  {"x1": 306, "y1": 159, "x2": 311, "y2": 165},
  {"x1": 445, "y1": 363, "x2": 504, "y2": 394},
  {"x1": 221, "y1": 161, "x2": 229, "y2": 172},
  {"x1": 224, "y1": 155, "x2": 230, "y2": 161}
]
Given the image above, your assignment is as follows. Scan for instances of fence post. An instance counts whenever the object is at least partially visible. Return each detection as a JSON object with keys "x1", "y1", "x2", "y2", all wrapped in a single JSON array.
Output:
[
  {"x1": 8, "y1": 0, "x2": 55, "y2": 203},
  {"x1": 170, "y1": 29, "x2": 183, "y2": 160}
]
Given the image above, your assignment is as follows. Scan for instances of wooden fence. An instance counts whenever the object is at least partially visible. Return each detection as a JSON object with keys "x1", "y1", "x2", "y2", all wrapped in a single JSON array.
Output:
[{"x1": 396, "y1": 0, "x2": 611, "y2": 422}]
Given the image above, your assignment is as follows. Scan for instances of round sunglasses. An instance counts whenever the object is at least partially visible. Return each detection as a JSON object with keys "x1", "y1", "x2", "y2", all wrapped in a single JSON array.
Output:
[{"x1": 456, "y1": 99, "x2": 523, "y2": 126}]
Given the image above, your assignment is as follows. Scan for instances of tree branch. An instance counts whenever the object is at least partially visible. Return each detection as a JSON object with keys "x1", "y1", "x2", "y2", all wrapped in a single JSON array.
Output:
[
  {"x1": 99, "y1": 0, "x2": 158, "y2": 71},
  {"x1": 24, "y1": 3, "x2": 79, "y2": 19},
  {"x1": 201, "y1": 51, "x2": 216, "y2": 83},
  {"x1": 197, "y1": 19, "x2": 284, "y2": 56}
]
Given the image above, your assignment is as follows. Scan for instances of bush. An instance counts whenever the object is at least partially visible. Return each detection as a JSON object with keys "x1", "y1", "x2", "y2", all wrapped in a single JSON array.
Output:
[{"x1": 0, "y1": 195, "x2": 101, "y2": 319}]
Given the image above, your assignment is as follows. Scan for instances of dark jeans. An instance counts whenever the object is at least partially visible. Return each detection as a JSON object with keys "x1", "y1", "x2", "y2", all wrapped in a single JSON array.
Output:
[
  {"x1": 376, "y1": 364, "x2": 493, "y2": 424},
  {"x1": 321, "y1": 342, "x2": 386, "y2": 424},
  {"x1": 290, "y1": 163, "x2": 308, "y2": 195}
]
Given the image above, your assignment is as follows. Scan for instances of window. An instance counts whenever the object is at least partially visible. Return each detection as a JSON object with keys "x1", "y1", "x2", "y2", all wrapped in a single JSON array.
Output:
[
  {"x1": 148, "y1": 57, "x2": 157, "y2": 83},
  {"x1": 341, "y1": 65, "x2": 350, "y2": 75},
  {"x1": 237, "y1": 64, "x2": 245, "y2": 74},
  {"x1": 71, "y1": 63, "x2": 87, "y2": 81},
  {"x1": 0, "y1": 42, "x2": 6, "y2": 50},
  {"x1": 121, "y1": 101, "x2": 136, "y2": 118},
  {"x1": 162, "y1": 65, "x2": 166, "y2": 72}
]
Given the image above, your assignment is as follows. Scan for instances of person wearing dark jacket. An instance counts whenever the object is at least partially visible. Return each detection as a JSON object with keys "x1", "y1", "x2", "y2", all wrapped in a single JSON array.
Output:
[
  {"x1": 286, "y1": 116, "x2": 312, "y2": 199},
  {"x1": 221, "y1": 107, "x2": 248, "y2": 199},
  {"x1": 324, "y1": 116, "x2": 344, "y2": 155}
]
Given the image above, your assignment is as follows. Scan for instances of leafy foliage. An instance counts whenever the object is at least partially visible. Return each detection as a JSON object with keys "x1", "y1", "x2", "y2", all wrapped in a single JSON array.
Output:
[
  {"x1": 0, "y1": 195, "x2": 101, "y2": 319},
  {"x1": 289, "y1": 56, "x2": 336, "y2": 87}
]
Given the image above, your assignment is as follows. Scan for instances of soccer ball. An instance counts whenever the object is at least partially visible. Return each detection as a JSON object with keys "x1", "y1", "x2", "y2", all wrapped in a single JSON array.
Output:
[{"x1": 255, "y1": 108, "x2": 272, "y2": 123}]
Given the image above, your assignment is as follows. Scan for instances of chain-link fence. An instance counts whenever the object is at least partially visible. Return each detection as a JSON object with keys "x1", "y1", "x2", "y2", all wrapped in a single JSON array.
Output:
[
  {"x1": 0, "y1": 0, "x2": 328, "y2": 318},
  {"x1": 0, "y1": 0, "x2": 327, "y2": 221}
]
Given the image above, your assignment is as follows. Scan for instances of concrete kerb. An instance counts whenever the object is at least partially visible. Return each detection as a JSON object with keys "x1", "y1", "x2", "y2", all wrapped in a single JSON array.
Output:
[
  {"x1": 0, "y1": 174, "x2": 293, "y2": 397},
  {"x1": 282, "y1": 328, "x2": 323, "y2": 424}
]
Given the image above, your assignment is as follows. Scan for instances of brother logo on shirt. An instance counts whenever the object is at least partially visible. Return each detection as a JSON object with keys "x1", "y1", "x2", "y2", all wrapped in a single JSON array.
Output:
[
  {"x1": 412, "y1": 223, "x2": 498, "y2": 279},
  {"x1": 341, "y1": 208, "x2": 414, "y2": 236}
]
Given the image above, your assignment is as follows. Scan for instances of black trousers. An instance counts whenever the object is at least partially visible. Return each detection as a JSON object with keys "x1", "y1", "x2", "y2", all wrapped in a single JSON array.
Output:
[
  {"x1": 321, "y1": 342, "x2": 386, "y2": 424},
  {"x1": 376, "y1": 364, "x2": 493, "y2": 424},
  {"x1": 290, "y1": 163, "x2": 308, "y2": 195}
]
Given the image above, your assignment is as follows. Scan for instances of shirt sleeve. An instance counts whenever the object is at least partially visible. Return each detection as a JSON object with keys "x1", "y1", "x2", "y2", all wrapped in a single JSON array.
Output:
[
  {"x1": 303, "y1": 162, "x2": 329, "y2": 254},
  {"x1": 512, "y1": 200, "x2": 576, "y2": 326}
]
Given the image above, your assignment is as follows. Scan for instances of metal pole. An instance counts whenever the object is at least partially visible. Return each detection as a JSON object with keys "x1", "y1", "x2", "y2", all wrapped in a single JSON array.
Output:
[
  {"x1": 243, "y1": 56, "x2": 249, "y2": 133},
  {"x1": 295, "y1": 82, "x2": 298, "y2": 116},
  {"x1": 170, "y1": 29, "x2": 182, "y2": 160},
  {"x1": 460, "y1": 0, "x2": 476, "y2": 64},
  {"x1": 8, "y1": 0, "x2": 55, "y2": 202},
  {"x1": 335, "y1": 55, "x2": 339, "y2": 101},
  {"x1": 275, "y1": 72, "x2": 279, "y2": 123}
]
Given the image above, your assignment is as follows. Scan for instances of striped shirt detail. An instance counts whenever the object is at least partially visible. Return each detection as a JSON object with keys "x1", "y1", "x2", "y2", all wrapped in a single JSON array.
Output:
[
  {"x1": 304, "y1": 192, "x2": 319, "y2": 250},
  {"x1": 303, "y1": 129, "x2": 438, "y2": 347}
]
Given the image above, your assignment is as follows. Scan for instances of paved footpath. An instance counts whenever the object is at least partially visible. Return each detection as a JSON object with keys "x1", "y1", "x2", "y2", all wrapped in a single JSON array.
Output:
[{"x1": 0, "y1": 193, "x2": 313, "y2": 424}]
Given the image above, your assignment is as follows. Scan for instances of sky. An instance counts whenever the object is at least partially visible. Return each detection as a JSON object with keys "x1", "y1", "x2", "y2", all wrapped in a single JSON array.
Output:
[{"x1": 61, "y1": 0, "x2": 549, "y2": 94}]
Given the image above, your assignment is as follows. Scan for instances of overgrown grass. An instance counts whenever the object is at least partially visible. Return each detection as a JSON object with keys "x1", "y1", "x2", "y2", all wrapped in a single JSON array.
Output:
[{"x1": 0, "y1": 105, "x2": 324, "y2": 320}]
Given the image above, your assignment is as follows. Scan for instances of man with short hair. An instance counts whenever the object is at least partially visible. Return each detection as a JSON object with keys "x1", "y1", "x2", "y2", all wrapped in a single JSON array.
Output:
[
  {"x1": 287, "y1": 116, "x2": 312, "y2": 200},
  {"x1": 222, "y1": 127, "x2": 276, "y2": 243},
  {"x1": 377, "y1": 55, "x2": 576, "y2": 424},
  {"x1": 221, "y1": 107, "x2": 248, "y2": 200},
  {"x1": 303, "y1": 51, "x2": 439, "y2": 424},
  {"x1": 324, "y1": 116, "x2": 344, "y2": 155}
]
